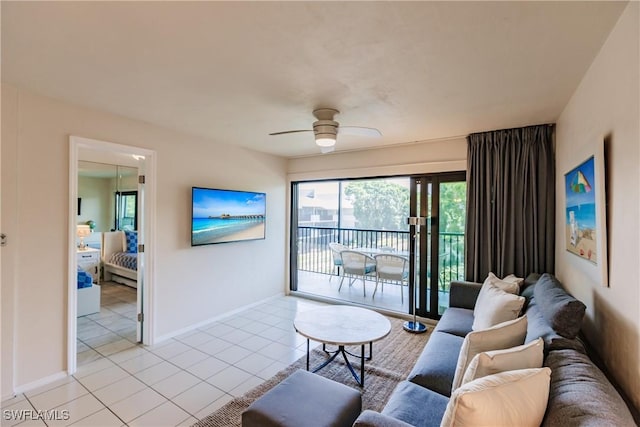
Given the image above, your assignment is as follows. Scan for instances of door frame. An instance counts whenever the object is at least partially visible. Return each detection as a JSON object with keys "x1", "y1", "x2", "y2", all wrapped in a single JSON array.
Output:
[{"x1": 68, "y1": 136, "x2": 156, "y2": 375}]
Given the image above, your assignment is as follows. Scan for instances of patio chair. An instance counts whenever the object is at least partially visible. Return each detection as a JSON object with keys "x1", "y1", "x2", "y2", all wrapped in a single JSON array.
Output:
[
  {"x1": 339, "y1": 250, "x2": 377, "y2": 296},
  {"x1": 373, "y1": 254, "x2": 409, "y2": 303},
  {"x1": 328, "y1": 242, "x2": 348, "y2": 281}
]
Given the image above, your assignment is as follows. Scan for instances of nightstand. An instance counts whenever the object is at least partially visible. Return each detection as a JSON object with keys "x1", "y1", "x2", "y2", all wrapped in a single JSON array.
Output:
[{"x1": 77, "y1": 247, "x2": 100, "y2": 284}]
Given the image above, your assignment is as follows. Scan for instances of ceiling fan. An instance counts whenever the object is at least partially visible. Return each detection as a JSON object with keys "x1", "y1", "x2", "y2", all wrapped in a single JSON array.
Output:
[{"x1": 269, "y1": 108, "x2": 382, "y2": 153}]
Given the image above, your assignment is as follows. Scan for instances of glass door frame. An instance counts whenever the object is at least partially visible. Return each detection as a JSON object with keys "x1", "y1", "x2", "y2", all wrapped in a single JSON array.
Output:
[{"x1": 409, "y1": 171, "x2": 466, "y2": 320}]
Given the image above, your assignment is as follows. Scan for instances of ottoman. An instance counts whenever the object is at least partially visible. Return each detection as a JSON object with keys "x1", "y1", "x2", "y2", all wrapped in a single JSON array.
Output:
[{"x1": 242, "y1": 369, "x2": 362, "y2": 427}]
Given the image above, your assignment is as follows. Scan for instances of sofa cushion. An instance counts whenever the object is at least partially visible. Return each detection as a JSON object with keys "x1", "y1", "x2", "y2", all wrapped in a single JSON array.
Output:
[
  {"x1": 441, "y1": 368, "x2": 551, "y2": 427},
  {"x1": 408, "y1": 331, "x2": 464, "y2": 397},
  {"x1": 542, "y1": 349, "x2": 636, "y2": 427},
  {"x1": 533, "y1": 273, "x2": 586, "y2": 339},
  {"x1": 472, "y1": 283, "x2": 525, "y2": 330},
  {"x1": 353, "y1": 410, "x2": 414, "y2": 427},
  {"x1": 449, "y1": 281, "x2": 483, "y2": 310},
  {"x1": 434, "y1": 307, "x2": 474, "y2": 338},
  {"x1": 461, "y1": 338, "x2": 544, "y2": 385},
  {"x1": 525, "y1": 301, "x2": 585, "y2": 353},
  {"x1": 451, "y1": 316, "x2": 528, "y2": 391},
  {"x1": 381, "y1": 381, "x2": 448, "y2": 427}
]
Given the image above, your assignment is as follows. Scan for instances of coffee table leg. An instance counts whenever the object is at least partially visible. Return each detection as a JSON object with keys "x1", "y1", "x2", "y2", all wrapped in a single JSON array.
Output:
[
  {"x1": 361, "y1": 344, "x2": 365, "y2": 386},
  {"x1": 369, "y1": 341, "x2": 373, "y2": 361},
  {"x1": 306, "y1": 339, "x2": 310, "y2": 371}
]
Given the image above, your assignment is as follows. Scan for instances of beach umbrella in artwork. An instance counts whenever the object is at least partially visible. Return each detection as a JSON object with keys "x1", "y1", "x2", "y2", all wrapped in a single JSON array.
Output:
[{"x1": 571, "y1": 171, "x2": 592, "y2": 193}]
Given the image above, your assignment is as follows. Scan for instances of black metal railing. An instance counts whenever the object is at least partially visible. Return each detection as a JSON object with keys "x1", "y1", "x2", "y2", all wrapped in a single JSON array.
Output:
[{"x1": 296, "y1": 226, "x2": 465, "y2": 290}]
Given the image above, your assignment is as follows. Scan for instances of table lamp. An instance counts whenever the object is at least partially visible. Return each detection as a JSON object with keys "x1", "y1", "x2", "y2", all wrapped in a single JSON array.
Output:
[{"x1": 77, "y1": 224, "x2": 91, "y2": 250}]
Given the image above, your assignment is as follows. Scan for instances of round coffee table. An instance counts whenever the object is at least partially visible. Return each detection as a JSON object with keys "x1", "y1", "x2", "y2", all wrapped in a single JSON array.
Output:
[{"x1": 293, "y1": 306, "x2": 391, "y2": 386}]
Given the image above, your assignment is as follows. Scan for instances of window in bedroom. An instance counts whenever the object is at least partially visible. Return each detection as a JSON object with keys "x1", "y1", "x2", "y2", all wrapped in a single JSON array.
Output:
[{"x1": 115, "y1": 191, "x2": 138, "y2": 231}]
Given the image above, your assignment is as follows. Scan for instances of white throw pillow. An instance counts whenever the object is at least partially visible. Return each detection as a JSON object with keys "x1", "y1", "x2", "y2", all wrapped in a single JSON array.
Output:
[
  {"x1": 473, "y1": 273, "x2": 521, "y2": 320},
  {"x1": 503, "y1": 273, "x2": 525, "y2": 288},
  {"x1": 472, "y1": 283, "x2": 525, "y2": 331},
  {"x1": 451, "y1": 316, "x2": 527, "y2": 391},
  {"x1": 461, "y1": 337, "x2": 544, "y2": 385},
  {"x1": 486, "y1": 272, "x2": 521, "y2": 294},
  {"x1": 441, "y1": 368, "x2": 552, "y2": 427}
]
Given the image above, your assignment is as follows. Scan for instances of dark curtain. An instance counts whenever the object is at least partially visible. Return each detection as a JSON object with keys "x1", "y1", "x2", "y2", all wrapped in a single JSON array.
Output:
[{"x1": 465, "y1": 124, "x2": 555, "y2": 282}]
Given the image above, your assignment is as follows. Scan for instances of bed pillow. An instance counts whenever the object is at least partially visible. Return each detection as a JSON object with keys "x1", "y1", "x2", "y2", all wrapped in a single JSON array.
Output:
[
  {"x1": 472, "y1": 283, "x2": 525, "y2": 331},
  {"x1": 124, "y1": 230, "x2": 138, "y2": 254},
  {"x1": 451, "y1": 315, "x2": 528, "y2": 392},
  {"x1": 461, "y1": 338, "x2": 544, "y2": 385},
  {"x1": 441, "y1": 368, "x2": 551, "y2": 427},
  {"x1": 533, "y1": 273, "x2": 586, "y2": 339}
]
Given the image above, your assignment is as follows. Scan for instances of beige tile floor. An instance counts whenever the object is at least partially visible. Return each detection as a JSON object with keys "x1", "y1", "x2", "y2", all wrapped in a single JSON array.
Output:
[{"x1": 1, "y1": 289, "x2": 326, "y2": 427}]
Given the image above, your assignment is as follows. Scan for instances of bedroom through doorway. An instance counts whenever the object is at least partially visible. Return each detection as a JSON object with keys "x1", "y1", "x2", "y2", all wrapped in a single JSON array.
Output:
[
  {"x1": 69, "y1": 136, "x2": 156, "y2": 375},
  {"x1": 76, "y1": 160, "x2": 140, "y2": 366}
]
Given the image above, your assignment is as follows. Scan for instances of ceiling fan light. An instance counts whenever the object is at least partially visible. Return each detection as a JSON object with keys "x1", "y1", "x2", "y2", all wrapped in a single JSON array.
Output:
[{"x1": 315, "y1": 135, "x2": 336, "y2": 147}]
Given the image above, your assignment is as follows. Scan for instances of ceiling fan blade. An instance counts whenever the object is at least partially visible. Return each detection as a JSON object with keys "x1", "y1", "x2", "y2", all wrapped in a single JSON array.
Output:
[
  {"x1": 320, "y1": 145, "x2": 335, "y2": 154},
  {"x1": 269, "y1": 130, "x2": 312, "y2": 136},
  {"x1": 338, "y1": 126, "x2": 382, "y2": 137}
]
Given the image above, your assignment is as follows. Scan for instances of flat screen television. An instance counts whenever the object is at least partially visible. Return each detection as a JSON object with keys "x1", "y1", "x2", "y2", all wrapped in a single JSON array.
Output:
[{"x1": 191, "y1": 187, "x2": 266, "y2": 246}]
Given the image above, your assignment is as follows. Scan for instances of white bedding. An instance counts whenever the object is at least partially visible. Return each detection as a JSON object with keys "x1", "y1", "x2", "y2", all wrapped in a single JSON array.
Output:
[{"x1": 102, "y1": 231, "x2": 138, "y2": 288}]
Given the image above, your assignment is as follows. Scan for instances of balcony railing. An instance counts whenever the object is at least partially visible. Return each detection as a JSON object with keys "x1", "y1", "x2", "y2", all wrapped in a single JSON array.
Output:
[{"x1": 296, "y1": 226, "x2": 465, "y2": 290}]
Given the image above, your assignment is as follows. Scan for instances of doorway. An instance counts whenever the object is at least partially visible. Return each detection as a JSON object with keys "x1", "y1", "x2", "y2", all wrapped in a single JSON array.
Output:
[{"x1": 68, "y1": 136, "x2": 156, "y2": 375}]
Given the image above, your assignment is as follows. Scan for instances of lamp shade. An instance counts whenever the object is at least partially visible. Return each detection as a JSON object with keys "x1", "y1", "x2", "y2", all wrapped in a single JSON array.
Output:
[{"x1": 77, "y1": 224, "x2": 91, "y2": 238}]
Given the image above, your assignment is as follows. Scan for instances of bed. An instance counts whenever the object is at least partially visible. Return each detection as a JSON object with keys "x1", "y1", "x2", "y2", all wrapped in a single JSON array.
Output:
[
  {"x1": 77, "y1": 267, "x2": 101, "y2": 316},
  {"x1": 102, "y1": 230, "x2": 138, "y2": 289}
]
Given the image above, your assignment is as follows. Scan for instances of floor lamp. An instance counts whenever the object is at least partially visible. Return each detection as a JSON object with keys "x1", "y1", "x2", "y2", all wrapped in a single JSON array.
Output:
[{"x1": 404, "y1": 216, "x2": 428, "y2": 334}]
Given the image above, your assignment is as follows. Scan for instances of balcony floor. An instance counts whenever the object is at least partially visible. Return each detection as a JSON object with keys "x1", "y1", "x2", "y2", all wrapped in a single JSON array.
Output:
[{"x1": 294, "y1": 270, "x2": 410, "y2": 314}]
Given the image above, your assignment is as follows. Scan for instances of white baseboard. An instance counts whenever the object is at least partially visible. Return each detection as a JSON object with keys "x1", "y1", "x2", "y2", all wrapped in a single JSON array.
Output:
[
  {"x1": 2, "y1": 392, "x2": 17, "y2": 402},
  {"x1": 14, "y1": 371, "x2": 68, "y2": 396},
  {"x1": 153, "y1": 292, "x2": 285, "y2": 344}
]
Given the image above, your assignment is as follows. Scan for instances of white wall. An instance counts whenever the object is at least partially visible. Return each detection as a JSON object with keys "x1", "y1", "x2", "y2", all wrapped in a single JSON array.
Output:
[
  {"x1": 0, "y1": 84, "x2": 287, "y2": 395},
  {"x1": 288, "y1": 137, "x2": 467, "y2": 180},
  {"x1": 555, "y1": 2, "x2": 639, "y2": 409},
  {"x1": 2, "y1": 84, "x2": 19, "y2": 399}
]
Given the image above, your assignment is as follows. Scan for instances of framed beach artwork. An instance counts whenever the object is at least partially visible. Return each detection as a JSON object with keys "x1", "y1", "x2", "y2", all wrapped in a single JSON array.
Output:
[
  {"x1": 564, "y1": 144, "x2": 608, "y2": 286},
  {"x1": 191, "y1": 187, "x2": 266, "y2": 246}
]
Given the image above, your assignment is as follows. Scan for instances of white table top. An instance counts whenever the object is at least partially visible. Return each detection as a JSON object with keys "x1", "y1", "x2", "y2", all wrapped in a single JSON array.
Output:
[
  {"x1": 294, "y1": 306, "x2": 391, "y2": 346},
  {"x1": 351, "y1": 247, "x2": 409, "y2": 258}
]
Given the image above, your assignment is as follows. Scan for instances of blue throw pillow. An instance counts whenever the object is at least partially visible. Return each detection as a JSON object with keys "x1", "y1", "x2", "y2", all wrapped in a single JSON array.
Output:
[{"x1": 124, "y1": 230, "x2": 138, "y2": 253}]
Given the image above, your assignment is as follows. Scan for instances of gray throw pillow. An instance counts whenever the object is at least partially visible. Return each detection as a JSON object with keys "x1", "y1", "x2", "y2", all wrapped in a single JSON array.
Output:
[{"x1": 533, "y1": 274, "x2": 586, "y2": 339}]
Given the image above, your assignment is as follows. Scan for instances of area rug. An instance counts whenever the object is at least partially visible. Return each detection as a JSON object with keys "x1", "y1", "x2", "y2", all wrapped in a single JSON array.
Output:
[{"x1": 193, "y1": 316, "x2": 430, "y2": 427}]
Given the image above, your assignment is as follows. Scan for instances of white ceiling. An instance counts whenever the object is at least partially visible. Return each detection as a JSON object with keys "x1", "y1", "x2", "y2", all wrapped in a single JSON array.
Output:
[{"x1": 1, "y1": 1, "x2": 627, "y2": 158}]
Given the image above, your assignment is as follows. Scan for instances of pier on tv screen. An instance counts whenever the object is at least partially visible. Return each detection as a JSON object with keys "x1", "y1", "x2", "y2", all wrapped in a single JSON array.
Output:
[{"x1": 191, "y1": 187, "x2": 266, "y2": 246}]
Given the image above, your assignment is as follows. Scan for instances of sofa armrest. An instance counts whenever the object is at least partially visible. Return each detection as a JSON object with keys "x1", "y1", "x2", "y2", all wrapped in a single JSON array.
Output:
[
  {"x1": 353, "y1": 410, "x2": 414, "y2": 427},
  {"x1": 449, "y1": 280, "x2": 483, "y2": 310}
]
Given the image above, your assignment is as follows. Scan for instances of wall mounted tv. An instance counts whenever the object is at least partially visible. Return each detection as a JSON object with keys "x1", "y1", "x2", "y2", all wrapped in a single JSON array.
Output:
[{"x1": 191, "y1": 187, "x2": 266, "y2": 246}]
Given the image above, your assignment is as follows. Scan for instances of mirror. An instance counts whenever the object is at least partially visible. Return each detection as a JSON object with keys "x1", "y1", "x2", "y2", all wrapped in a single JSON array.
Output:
[{"x1": 78, "y1": 161, "x2": 138, "y2": 236}]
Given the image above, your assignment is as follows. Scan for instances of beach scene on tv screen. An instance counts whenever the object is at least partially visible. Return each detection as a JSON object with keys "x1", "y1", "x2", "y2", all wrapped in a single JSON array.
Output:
[{"x1": 192, "y1": 188, "x2": 266, "y2": 245}]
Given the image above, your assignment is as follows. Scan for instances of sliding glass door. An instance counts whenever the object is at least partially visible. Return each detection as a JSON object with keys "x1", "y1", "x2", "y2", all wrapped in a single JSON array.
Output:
[
  {"x1": 290, "y1": 172, "x2": 465, "y2": 319},
  {"x1": 409, "y1": 172, "x2": 466, "y2": 319}
]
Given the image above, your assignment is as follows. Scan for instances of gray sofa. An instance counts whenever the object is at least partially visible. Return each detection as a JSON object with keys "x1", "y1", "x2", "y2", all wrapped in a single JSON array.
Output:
[{"x1": 353, "y1": 273, "x2": 637, "y2": 427}]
